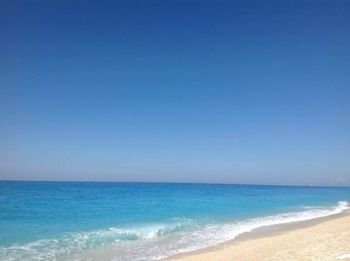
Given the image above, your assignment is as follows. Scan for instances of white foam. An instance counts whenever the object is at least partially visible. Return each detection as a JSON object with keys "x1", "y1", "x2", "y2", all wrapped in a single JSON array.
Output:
[
  {"x1": 0, "y1": 218, "x2": 198, "y2": 261},
  {"x1": 1, "y1": 201, "x2": 349, "y2": 261},
  {"x1": 219, "y1": 200, "x2": 350, "y2": 240},
  {"x1": 149, "y1": 201, "x2": 350, "y2": 260}
]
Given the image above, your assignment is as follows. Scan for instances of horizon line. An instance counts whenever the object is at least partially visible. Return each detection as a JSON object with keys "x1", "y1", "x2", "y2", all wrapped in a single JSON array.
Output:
[{"x1": 1, "y1": 179, "x2": 349, "y2": 189}]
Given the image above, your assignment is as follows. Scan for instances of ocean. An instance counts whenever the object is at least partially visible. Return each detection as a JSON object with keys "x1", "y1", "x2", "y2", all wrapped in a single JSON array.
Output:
[{"x1": 0, "y1": 181, "x2": 349, "y2": 260}]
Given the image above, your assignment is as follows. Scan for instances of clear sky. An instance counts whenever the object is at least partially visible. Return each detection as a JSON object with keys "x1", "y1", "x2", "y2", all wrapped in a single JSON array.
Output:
[{"x1": 1, "y1": 0, "x2": 349, "y2": 186}]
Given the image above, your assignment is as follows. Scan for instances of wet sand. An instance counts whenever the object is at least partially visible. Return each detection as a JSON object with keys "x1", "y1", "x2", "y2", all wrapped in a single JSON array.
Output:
[{"x1": 168, "y1": 213, "x2": 350, "y2": 261}]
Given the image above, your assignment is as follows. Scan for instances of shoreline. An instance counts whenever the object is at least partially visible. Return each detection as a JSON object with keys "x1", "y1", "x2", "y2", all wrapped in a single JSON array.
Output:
[{"x1": 167, "y1": 211, "x2": 350, "y2": 260}]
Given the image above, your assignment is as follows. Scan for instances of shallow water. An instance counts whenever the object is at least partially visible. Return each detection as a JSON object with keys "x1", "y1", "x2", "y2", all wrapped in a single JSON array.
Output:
[{"x1": 1, "y1": 181, "x2": 349, "y2": 260}]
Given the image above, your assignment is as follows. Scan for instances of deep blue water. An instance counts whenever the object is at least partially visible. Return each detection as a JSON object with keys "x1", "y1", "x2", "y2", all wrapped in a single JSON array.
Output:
[{"x1": 0, "y1": 181, "x2": 349, "y2": 260}]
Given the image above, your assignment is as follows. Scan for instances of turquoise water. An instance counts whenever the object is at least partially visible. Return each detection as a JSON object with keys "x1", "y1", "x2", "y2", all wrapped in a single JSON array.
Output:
[{"x1": 1, "y1": 181, "x2": 349, "y2": 260}]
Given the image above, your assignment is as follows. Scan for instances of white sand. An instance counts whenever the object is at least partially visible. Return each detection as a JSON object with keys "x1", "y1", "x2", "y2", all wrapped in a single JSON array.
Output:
[{"x1": 169, "y1": 214, "x2": 350, "y2": 261}]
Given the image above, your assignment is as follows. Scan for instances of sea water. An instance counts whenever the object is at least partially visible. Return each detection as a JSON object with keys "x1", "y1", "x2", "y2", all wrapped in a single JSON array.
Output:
[{"x1": 0, "y1": 181, "x2": 349, "y2": 260}]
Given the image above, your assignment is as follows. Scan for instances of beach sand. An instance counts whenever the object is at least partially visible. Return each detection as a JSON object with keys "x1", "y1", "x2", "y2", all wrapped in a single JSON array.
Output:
[{"x1": 168, "y1": 214, "x2": 350, "y2": 261}]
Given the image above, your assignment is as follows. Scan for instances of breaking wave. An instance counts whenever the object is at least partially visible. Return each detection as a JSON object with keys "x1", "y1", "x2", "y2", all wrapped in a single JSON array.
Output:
[{"x1": 0, "y1": 201, "x2": 348, "y2": 261}]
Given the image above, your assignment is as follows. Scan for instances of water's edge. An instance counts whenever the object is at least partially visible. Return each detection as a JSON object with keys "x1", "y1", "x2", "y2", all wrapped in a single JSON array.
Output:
[
  {"x1": 165, "y1": 210, "x2": 350, "y2": 260},
  {"x1": 1, "y1": 181, "x2": 349, "y2": 261}
]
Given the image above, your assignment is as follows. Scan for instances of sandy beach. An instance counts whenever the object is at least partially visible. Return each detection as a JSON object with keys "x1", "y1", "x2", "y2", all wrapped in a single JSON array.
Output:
[{"x1": 169, "y1": 214, "x2": 350, "y2": 261}]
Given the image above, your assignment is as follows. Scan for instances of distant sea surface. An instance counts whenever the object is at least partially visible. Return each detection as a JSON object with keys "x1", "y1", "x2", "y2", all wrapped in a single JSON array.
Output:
[{"x1": 0, "y1": 181, "x2": 349, "y2": 260}]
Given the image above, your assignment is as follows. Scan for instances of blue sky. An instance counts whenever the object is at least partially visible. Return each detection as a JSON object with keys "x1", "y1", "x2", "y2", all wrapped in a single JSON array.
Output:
[{"x1": 1, "y1": 0, "x2": 349, "y2": 186}]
